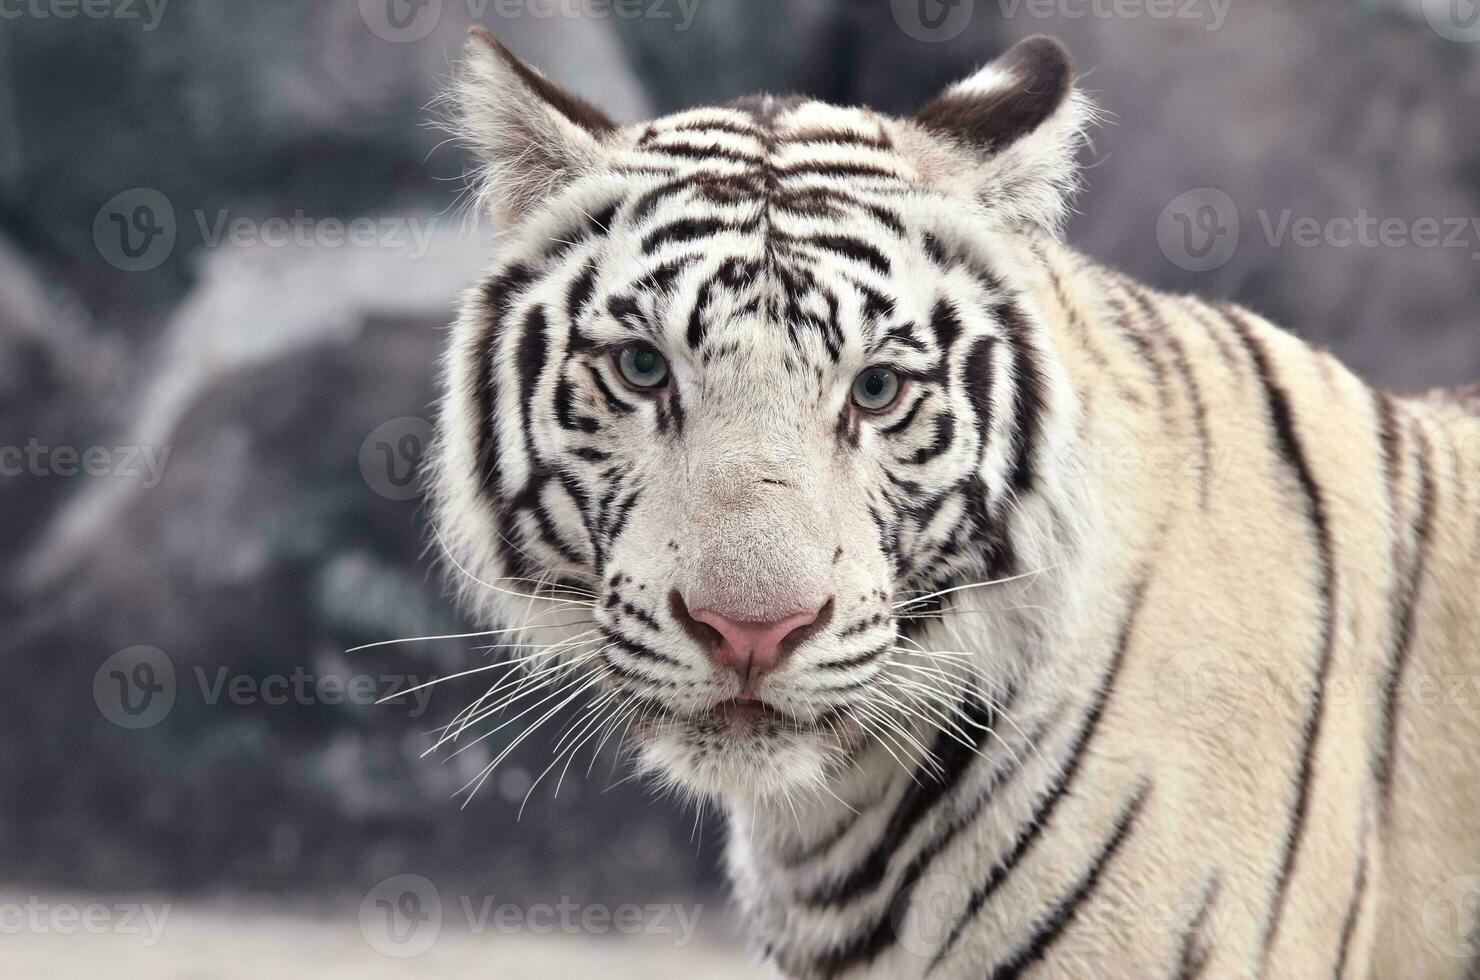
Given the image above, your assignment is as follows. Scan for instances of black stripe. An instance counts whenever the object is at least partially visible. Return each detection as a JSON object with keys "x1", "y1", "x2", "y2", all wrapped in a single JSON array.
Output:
[
  {"x1": 1105, "y1": 285, "x2": 1170, "y2": 404},
  {"x1": 1132, "y1": 287, "x2": 1212, "y2": 507},
  {"x1": 1043, "y1": 261, "x2": 1143, "y2": 407},
  {"x1": 586, "y1": 364, "x2": 634, "y2": 416},
  {"x1": 1223, "y1": 307, "x2": 1339, "y2": 969},
  {"x1": 629, "y1": 178, "x2": 690, "y2": 225},
  {"x1": 565, "y1": 261, "x2": 598, "y2": 331},
  {"x1": 1174, "y1": 874, "x2": 1221, "y2": 980},
  {"x1": 1181, "y1": 297, "x2": 1242, "y2": 373},
  {"x1": 620, "y1": 602, "x2": 661, "y2": 633},
  {"x1": 775, "y1": 160, "x2": 907, "y2": 181},
  {"x1": 885, "y1": 471, "x2": 923, "y2": 498},
  {"x1": 850, "y1": 277, "x2": 896, "y2": 323},
  {"x1": 964, "y1": 337, "x2": 996, "y2": 465},
  {"x1": 1374, "y1": 410, "x2": 1436, "y2": 823},
  {"x1": 768, "y1": 188, "x2": 906, "y2": 238},
  {"x1": 593, "y1": 482, "x2": 622, "y2": 547},
  {"x1": 536, "y1": 200, "x2": 618, "y2": 264},
  {"x1": 474, "y1": 266, "x2": 533, "y2": 502},
  {"x1": 867, "y1": 504, "x2": 901, "y2": 576},
  {"x1": 604, "y1": 487, "x2": 642, "y2": 545},
  {"x1": 881, "y1": 323, "x2": 926, "y2": 352},
  {"x1": 864, "y1": 204, "x2": 906, "y2": 237},
  {"x1": 965, "y1": 474, "x2": 1017, "y2": 581},
  {"x1": 928, "y1": 298, "x2": 963, "y2": 353},
  {"x1": 901, "y1": 475, "x2": 964, "y2": 531},
  {"x1": 786, "y1": 232, "x2": 891, "y2": 276},
  {"x1": 641, "y1": 216, "x2": 755, "y2": 254},
  {"x1": 973, "y1": 781, "x2": 1151, "y2": 980},
  {"x1": 879, "y1": 393, "x2": 927, "y2": 437},
  {"x1": 810, "y1": 703, "x2": 1066, "y2": 978},
  {"x1": 554, "y1": 469, "x2": 596, "y2": 547},
  {"x1": 921, "y1": 232, "x2": 949, "y2": 267},
  {"x1": 813, "y1": 643, "x2": 891, "y2": 672},
  {"x1": 1332, "y1": 852, "x2": 1367, "y2": 980},
  {"x1": 1376, "y1": 392, "x2": 1404, "y2": 494},
  {"x1": 514, "y1": 306, "x2": 551, "y2": 464},
  {"x1": 601, "y1": 626, "x2": 684, "y2": 669},
  {"x1": 932, "y1": 577, "x2": 1150, "y2": 964},
  {"x1": 778, "y1": 782, "x2": 894, "y2": 868},
  {"x1": 553, "y1": 373, "x2": 599, "y2": 434},
  {"x1": 522, "y1": 485, "x2": 586, "y2": 566},
  {"x1": 641, "y1": 141, "x2": 764, "y2": 165},
  {"x1": 630, "y1": 172, "x2": 764, "y2": 224},
  {"x1": 784, "y1": 126, "x2": 892, "y2": 150},
  {"x1": 667, "y1": 118, "x2": 763, "y2": 139},
  {"x1": 803, "y1": 694, "x2": 1001, "y2": 907},
  {"x1": 600, "y1": 650, "x2": 679, "y2": 688},
  {"x1": 907, "y1": 413, "x2": 956, "y2": 466},
  {"x1": 686, "y1": 278, "x2": 715, "y2": 350},
  {"x1": 636, "y1": 256, "x2": 692, "y2": 296},
  {"x1": 995, "y1": 301, "x2": 1045, "y2": 493},
  {"x1": 837, "y1": 614, "x2": 886, "y2": 639},
  {"x1": 606, "y1": 294, "x2": 648, "y2": 334}
]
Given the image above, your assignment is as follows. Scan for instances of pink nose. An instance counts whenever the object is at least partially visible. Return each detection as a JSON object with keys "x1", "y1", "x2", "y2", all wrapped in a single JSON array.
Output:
[{"x1": 689, "y1": 606, "x2": 822, "y2": 685}]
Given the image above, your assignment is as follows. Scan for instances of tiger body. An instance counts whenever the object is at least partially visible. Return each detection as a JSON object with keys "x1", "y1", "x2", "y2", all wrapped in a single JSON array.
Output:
[
  {"x1": 429, "y1": 30, "x2": 1480, "y2": 979},
  {"x1": 730, "y1": 245, "x2": 1480, "y2": 979}
]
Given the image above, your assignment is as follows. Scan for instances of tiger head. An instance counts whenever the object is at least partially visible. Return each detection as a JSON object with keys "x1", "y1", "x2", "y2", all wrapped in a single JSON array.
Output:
[{"x1": 429, "y1": 29, "x2": 1094, "y2": 802}]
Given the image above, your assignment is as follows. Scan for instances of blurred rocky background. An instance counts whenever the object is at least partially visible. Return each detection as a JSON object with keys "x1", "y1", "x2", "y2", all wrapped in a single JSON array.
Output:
[{"x1": 1, "y1": 0, "x2": 1477, "y2": 972}]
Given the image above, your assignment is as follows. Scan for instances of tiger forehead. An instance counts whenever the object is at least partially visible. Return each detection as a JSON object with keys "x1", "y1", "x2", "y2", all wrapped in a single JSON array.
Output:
[
  {"x1": 619, "y1": 98, "x2": 924, "y2": 227},
  {"x1": 606, "y1": 248, "x2": 882, "y2": 376},
  {"x1": 574, "y1": 99, "x2": 938, "y2": 365},
  {"x1": 634, "y1": 99, "x2": 906, "y2": 166}
]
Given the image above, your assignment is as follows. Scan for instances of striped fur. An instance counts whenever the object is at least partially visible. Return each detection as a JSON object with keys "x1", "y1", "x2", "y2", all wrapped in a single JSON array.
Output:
[{"x1": 428, "y1": 32, "x2": 1480, "y2": 979}]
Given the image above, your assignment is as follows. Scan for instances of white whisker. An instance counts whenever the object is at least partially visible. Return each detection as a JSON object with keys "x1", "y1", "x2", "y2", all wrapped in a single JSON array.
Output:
[{"x1": 891, "y1": 564, "x2": 1064, "y2": 610}]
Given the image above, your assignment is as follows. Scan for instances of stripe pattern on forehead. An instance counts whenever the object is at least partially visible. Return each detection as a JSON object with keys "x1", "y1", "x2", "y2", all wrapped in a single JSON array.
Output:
[{"x1": 619, "y1": 101, "x2": 924, "y2": 365}]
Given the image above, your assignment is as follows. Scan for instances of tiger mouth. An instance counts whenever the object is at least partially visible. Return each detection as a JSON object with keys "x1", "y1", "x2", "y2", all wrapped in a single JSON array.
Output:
[
  {"x1": 711, "y1": 697, "x2": 783, "y2": 730},
  {"x1": 696, "y1": 697, "x2": 858, "y2": 741},
  {"x1": 620, "y1": 689, "x2": 844, "y2": 739}
]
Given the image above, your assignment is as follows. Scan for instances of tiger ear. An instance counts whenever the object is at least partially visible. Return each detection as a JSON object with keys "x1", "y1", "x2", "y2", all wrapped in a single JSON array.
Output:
[
  {"x1": 915, "y1": 36, "x2": 1092, "y2": 235},
  {"x1": 458, "y1": 27, "x2": 617, "y2": 225}
]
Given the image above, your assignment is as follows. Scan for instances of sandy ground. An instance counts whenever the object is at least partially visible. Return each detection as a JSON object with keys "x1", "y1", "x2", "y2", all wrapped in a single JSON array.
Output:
[{"x1": 3, "y1": 894, "x2": 771, "y2": 979}]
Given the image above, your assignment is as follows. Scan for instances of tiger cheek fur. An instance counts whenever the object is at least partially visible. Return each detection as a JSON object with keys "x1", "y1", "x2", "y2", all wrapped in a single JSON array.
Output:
[{"x1": 427, "y1": 29, "x2": 1480, "y2": 980}]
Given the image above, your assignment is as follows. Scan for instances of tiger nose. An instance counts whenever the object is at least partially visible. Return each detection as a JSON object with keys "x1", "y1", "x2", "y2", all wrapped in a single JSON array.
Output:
[{"x1": 688, "y1": 604, "x2": 826, "y2": 684}]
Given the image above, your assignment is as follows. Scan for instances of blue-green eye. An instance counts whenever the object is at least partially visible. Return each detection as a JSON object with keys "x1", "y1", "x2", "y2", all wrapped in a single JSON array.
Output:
[
  {"x1": 616, "y1": 344, "x2": 669, "y2": 389},
  {"x1": 851, "y1": 367, "x2": 902, "y2": 411}
]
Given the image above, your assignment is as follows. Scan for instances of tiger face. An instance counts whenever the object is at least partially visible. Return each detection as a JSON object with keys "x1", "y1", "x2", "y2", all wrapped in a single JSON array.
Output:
[{"x1": 431, "y1": 30, "x2": 1090, "y2": 802}]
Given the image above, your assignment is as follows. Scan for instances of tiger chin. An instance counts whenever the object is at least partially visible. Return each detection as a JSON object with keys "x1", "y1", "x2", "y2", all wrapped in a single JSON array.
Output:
[{"x1": 426, "y1": 27, "x2": 1480, "y2": 980}]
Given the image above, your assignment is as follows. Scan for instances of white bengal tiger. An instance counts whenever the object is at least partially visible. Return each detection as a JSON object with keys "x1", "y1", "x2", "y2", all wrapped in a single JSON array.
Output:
[{"x1": 427, "y1": 28, "x2": 1480, "y2": 979}]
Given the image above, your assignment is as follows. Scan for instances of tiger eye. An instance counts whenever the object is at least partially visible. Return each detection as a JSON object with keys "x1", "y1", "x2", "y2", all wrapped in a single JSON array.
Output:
[
  {"x1": 617, "y1": 344, "x2": 669, "y2": 389},
  {"x1": 852, "y1": 367, "x2": 902, "y2": 411}
]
